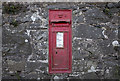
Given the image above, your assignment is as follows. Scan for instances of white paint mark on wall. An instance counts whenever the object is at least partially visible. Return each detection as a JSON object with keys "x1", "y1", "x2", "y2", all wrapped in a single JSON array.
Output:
[
  {"x1": 27, "y1": 54, "x2": 36, "y2": 62},
  {"x1": 46, "y1": 67, "x2": 48, "y2": 73},
  {"x1": 31, "y1": 10, "x2": 42, "y2": 22},
  {"x1": 107, "y1": 44, "x2": 110, "y2": 47},
  {"x1": 26, "y1": 30, "x2": 31, "y2": 36},
  {"x1": 54, "y1": 76, "x2": 59, "y2": 79},
  {"x1": 81, "y1": 72, "x2": 85, "y2": 74},
  {"x1": 112, "y1": 40, "x2": 120, "y2": 47},
  {"x1": 82, "y1": 58, "x2": 84, "y2": 60},
  {"x1": 25, "y1": 39, "x2": 28, "y2": 42},
  {"x1": 31, "y1": 10, "x2": 47, "y2": 28},
  {"x1": 69, "y1": 74, "x2": 79, "y2": 77},
  {"x1": 106, "y1": 69, "x2": 109, "y2": 73},
  {"x1": 31, "y1": 14, "x2": 36, "y2": 22},
  {"x1": 38, "y1": 60, "x2": 48, "y2": 63},
  {"x1": 36, "y1": 69, "x2": 44, "y2": 73},
  {"x1": 114, "y1": 29, "x2": 118, "y2": 35},
  {"x1": 37, "y1": 77, "x2": 40, "y2": 80},
  {"x1": 79, "y1": 11, "x2": 83, "y2": 15},
  {"x1": 102, "y1": 27, "x2": 108, "y2": 39},
  {"x1": 78, "y1": 47, "x2": 80, "y2": 50},
  {"x1": 26, "y1": 30, "x2": 36, "y2": 37},
  {"x1": 88, "y1": 66, "x2": 100, "y2": 72},
  {"x1": 86, "y1": 38, "x2": 93, "y2": 42}
]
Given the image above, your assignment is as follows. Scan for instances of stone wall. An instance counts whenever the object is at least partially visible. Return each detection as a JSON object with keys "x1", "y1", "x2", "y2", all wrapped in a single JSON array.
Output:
[
  {"x1": 2, "y1": 2, "x2": 120, "y2": 80},
  {"x1": 0, "y1": 1, "x2": 2, "y2": 81},
  {"x1": 1, "y1": 0, "x2": 120, "y2": 2}
]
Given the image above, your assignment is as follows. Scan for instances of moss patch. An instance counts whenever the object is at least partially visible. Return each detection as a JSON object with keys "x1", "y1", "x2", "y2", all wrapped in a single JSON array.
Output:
[
  {"x1": 10, "y1": 19, "x2": 19, "y2": 27},
  {"x1": 103, "y1": 8, "x2": 112, "y2": 18},
  {"x1": 114, "y1": 66, "x2": 120, "y2": 79},
  {"x1": 3, "y1": 2, "x2": 27, "y2": 15},
  {"x1": 118, "y1": 13, "x2": 120, "y2": 16}
]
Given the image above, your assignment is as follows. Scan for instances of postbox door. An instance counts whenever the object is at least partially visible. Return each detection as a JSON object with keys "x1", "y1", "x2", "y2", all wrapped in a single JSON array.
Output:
[
  {"x1": 49, "y1": 10, "x2": 72, "y2": 73},
  {"x1": 52, "y1": 31, "x2": 69, "y2": 69}
]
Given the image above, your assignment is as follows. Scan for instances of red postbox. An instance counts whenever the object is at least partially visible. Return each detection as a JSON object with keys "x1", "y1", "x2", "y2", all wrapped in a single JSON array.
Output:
[{"x1": 49, "y1": 10, "x2": 72, "y2": 73}]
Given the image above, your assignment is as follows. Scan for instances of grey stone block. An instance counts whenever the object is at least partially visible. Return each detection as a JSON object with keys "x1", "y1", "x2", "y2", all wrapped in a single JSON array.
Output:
[
  {"x1": 0, "y1": 28, "x2": 1, "y2": 37},
  {"x1": 24, "y1": 72, "x2": 38, "y2": 79},
  {"x1": 30, "y1": 30, "x2": 48, "y2": 49},
  {"x1": 72, "y1": 60, "x2": 86, "y2": 72},
  {"x1": 36, "y1": 50, "x2": 48, "y2": 60},
  {"x1": 47, "y1": 3, "x2": 71, "y2": 9},
  {"x1": 85, "y1": 8, "x2": 109, "y2": 24},
  {"x1": 82, "y1": 72, "x2": 99, "y2": 79},
  {"x1": 73, "y1": 15, "x2": 84, "y2": 23},
  {"x1": 7, "y1": 60, "x2": 25, "y2": 71},
  {"x1": 73, "y1": 24, "x2": 103, "y2": 39},
  {"x1": 107, "y1": 3, "x2": 115, "y2": 8},
  {"x1": 0, "y1": 2, "x2": 2, "y2": 9},
  {"x1": 97, "y1": 39, "x2": 117, "y2": 55},
  {"x1": 118, "y1": 27, "x2": 120, "y2": 39},
  {"x1": 26, "y1": 62, "x2": 41, "y2": 72},
  {"x1": 72, "y1": 38, "x2": 102, "y2": 60}
]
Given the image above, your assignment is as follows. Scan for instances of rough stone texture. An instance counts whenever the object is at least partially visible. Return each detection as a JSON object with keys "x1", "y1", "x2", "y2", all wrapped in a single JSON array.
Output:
[
  {"x1": 1, "y1": 0, "x2": 120, "y2": 2},
  {"x1": 0, "y1": 1, "x2": 2, "y2": 80},
  {"x1": 2, "y1": 2, "x2": 120, "y2": 80}
]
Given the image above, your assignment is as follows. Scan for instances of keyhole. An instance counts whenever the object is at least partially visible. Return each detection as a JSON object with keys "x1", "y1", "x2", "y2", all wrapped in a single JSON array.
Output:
[{"x1": 56, "y1": 52, "x2": 57, "y2": 54}]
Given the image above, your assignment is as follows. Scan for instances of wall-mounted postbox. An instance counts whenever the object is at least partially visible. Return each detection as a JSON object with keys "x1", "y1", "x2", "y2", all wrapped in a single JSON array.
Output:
[{"x1": 49, "y1": 10, "x2": 72, "y2": 73}]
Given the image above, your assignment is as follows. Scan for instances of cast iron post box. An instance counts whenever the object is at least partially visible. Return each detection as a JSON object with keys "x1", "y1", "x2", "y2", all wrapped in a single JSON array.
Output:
[{"x1": 49, "y1": 10, "x2": 72, "y2": 73}]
